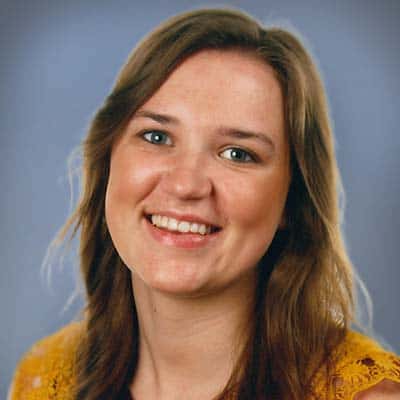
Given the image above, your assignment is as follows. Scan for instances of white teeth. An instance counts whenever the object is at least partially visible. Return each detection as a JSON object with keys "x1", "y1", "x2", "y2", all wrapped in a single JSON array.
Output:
[
  {"x1": 190, "y1": 223, "x2": 199, "y2": 233},
  {"x1": 167, "y1": 218, "x2": 178, "y2": 231},
  {"x1": 178, "y1": 221, "x2": 190, "y2": 233},
  {"x1": 149, "y1": 214, "x2": 214, "y2": 235},
  {"x1": 161, "y1": 216, "x2": 168, "y2": 228}
]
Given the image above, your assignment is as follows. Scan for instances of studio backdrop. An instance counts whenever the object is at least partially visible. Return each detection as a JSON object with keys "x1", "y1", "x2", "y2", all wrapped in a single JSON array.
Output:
[{"x1": 1, "y1": 0, "x2": 399, "y2": 397}]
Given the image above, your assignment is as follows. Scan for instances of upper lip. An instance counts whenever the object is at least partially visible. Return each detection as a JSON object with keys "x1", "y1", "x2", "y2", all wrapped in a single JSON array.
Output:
[{"x1": 145, "y1": 210, "x2": 222, "y2": 228}]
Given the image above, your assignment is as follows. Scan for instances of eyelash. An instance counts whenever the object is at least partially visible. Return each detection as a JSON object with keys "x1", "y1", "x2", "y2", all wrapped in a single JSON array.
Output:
[
  {"x1": 141, "y1": 130, "x2": 172, "y2": 145},
  {"x1": 140, "y1": 129, "x2": 258, "y2": 163},
  {"x1": 219, "y1": 147, "x2": 257, "y2": 163}
]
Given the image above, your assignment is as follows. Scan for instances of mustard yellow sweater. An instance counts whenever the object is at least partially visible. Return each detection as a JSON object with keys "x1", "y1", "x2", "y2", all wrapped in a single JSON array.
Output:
[{"x1": 8, "y1": 322, "x2": 400, "y2": 399}]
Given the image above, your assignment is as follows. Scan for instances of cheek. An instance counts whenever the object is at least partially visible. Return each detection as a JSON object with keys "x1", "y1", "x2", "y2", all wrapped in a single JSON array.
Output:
[
  {"x1": 104, "y1": 148, "x2": 165, "y2": 267},
  {"x1": 219, "y1": 170, "x2": 289, "y2": 232},
  {"x1": 216, "y1": 170, "x2": 289, "y2": 276},
  {"x1": 106, "y1": 149, "x2": 161, "y2": 213}
]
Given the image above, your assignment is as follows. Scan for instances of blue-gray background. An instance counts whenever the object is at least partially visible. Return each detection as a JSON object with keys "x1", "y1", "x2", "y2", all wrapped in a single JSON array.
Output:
[{"x1": 1, "y1": 0, "x2": 399, "y2": 396}]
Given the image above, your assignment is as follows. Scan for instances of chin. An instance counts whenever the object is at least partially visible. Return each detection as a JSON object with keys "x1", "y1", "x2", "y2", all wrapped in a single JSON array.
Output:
[{"x1": 131, "y1": 262, "x2": 214, "y2": 297}]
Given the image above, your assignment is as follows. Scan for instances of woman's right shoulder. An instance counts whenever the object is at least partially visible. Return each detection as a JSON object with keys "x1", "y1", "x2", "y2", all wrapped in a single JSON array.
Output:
[{"x1": 8, "y1": 321, "x2": 83, "y2": 400}]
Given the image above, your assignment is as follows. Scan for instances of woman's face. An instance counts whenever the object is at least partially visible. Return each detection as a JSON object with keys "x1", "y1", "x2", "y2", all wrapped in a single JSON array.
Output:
[{"x1": 105, "y1": 50, "x2": 291, "y2": 296}]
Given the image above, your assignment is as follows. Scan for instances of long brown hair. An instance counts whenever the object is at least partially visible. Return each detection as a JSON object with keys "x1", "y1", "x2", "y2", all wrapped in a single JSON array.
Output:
[{"x1": 59, "y1": 8, "x2": 354, "y2": 399}]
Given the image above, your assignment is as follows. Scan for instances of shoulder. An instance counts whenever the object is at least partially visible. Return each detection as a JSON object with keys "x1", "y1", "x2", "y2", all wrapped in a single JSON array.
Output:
[
  {"x1": 354, "y1": 379, "x2": 400, "y2": 399},
  {"x1": 336, "y1": 331, "x2": 400, "y2": 399},
  {"x1": 313, "y1": 331, "x2": 400, "y2": 400},
  {"x1": 8, "y1": 321, "x2": 83, "y2": 400}
]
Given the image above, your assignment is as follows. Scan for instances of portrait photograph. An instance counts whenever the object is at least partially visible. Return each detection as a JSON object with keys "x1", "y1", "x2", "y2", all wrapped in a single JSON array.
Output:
[{"x1": 1, "y1": 1, "x2": 399, "y2": 399}]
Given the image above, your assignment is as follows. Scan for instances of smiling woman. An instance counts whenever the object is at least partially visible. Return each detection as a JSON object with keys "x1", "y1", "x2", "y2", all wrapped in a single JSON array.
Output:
[
  {"x1": 9, "y1": 7, "x2": 400, "y2": 400},
  {"x1": 105, "y1": 50, "x2": 290, "y2": 296}
]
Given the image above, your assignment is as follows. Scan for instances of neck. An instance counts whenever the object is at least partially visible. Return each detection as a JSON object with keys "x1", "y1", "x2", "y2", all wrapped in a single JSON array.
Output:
[{"x1": 130, "y1": 272, "x2": 256, "y2": 400}]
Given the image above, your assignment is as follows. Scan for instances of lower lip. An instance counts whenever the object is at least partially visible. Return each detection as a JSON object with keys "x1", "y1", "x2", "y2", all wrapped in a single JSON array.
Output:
[{"x1": 144, "y1": 218, "x2": 220, "y2": 249}]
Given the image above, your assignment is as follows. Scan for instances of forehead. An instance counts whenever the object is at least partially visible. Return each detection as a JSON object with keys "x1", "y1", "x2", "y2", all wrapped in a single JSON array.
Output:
[
  {"x1": 137, "y1": 50, "x2": 284, "y2": 137},
  {"x1": 149, "y1": 50, "x2": 281, "y2": 105}
]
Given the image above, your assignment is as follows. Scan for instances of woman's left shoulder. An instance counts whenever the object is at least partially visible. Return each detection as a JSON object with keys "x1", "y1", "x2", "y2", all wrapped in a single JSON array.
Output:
[{"x1": 321, "y1": 331, "x2": 400, "y2": 399}]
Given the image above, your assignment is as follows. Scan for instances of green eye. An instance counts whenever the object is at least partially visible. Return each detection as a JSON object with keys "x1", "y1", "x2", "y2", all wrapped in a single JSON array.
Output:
[
  {"x1": 220, "y1": 147, "x2": 255, "y2": 163},
  {"x1": 142, "y1": 130, "x2": 172, "y2": 145}
]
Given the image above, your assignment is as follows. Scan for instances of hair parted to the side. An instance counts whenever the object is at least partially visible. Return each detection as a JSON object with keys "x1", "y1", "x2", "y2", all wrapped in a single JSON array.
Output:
[{"x1": 58, "y1": 8, "x2": 354, "y2": 400}]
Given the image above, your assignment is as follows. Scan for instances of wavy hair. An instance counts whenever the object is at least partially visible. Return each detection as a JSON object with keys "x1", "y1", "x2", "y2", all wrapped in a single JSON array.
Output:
[{"x1": 58, "y1": 8, "x2": 354, "y2": 399}]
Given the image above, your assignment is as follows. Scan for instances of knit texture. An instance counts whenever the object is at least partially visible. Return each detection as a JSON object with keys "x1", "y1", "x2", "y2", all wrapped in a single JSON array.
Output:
[{"x1": 9, "y1": 323, "x2": 400, "y2": 399}]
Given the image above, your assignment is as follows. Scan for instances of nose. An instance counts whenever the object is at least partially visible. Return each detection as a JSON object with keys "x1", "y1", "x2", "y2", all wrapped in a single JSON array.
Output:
[{"x1": 160, "y1": 155, "x2": 213, "y2": 200}]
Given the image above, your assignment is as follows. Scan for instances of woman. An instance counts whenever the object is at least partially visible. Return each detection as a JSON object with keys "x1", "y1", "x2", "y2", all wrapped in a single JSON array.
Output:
[{"x1": 9, "y1": 8, "x2": 400, "y2": 400}]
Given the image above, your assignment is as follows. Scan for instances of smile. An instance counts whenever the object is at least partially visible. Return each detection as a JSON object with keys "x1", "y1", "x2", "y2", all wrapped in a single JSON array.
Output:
[{"x1": 148, "y1": 214, "x2": 220, "y2": 235}]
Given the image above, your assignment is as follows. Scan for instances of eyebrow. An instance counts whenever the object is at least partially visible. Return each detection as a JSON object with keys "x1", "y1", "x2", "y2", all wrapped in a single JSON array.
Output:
[
  {"x1": 134, "y1": 110, "x2": 179, "y2": 125},
  {"x1": 217, "y1": 128, "x2": 275, "y2": 150},
  {"x1": 134, "y1": 109, "x2": 275, "y2": 150}
]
